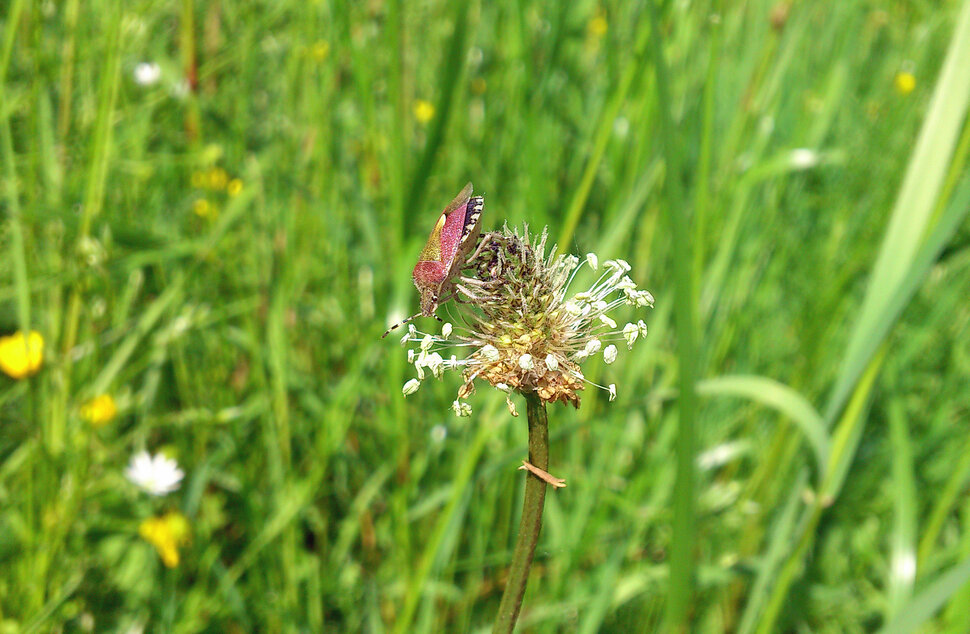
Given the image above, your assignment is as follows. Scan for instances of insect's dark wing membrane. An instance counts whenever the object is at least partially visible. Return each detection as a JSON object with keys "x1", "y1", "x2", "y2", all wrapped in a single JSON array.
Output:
[{"x1": 445, "y1": 196, "x2": 485, "y2": 280}]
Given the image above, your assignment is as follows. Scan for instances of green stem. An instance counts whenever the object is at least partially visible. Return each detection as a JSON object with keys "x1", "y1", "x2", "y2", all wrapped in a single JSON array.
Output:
[
  {"x1": 647, "y1": 1, "x2": 698, "y2": 630},
  {"x1": 493, "y1": 393, "x2": 550, "y2": 633}
]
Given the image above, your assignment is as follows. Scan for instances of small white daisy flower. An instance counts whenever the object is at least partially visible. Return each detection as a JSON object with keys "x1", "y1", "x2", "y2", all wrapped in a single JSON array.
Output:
[
  {"x1": 133, "y1": 62, "x2": 161, "y2": 86},
  {"x1": 125, "y1": 451, "x2": 184, "y2": 496}
]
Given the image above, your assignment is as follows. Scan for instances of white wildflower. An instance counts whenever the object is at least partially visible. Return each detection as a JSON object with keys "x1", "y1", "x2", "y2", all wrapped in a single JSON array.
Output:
[
  {"x1": 125, "y1": 451, "x2": 184, "y2": 496},
  {"x1": 133, "y1": 62, "x2": 161, "y2": 86}
]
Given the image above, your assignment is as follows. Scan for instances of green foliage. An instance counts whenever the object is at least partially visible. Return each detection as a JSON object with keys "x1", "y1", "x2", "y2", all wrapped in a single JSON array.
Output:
[{"x1": 1, "y1": 0, "x2": 969, "y2": 631}]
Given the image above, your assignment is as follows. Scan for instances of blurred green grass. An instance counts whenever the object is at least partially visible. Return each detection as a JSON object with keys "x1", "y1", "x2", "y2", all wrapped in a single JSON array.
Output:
[{"x1": 2, "y1": 0, "x2": 970, "y2": 631}]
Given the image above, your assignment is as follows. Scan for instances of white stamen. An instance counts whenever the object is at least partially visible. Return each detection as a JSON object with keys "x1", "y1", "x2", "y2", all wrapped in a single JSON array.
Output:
[
  {"x1": 616, "y1": 276, "x2": 637, "y2": 290},
  {"x1": 599, "y1": 314, "x2": 617, "y2": 329},
  {"x1": 623, "y1": 322, "x2": 639, "y2": 349},
  {"x1": 442, "y1": 322, "x2": 453, "y2": 338},
  {"x1": 603, "y1": 345, "x2": 617, "y2": 364},
  {"x1": 452, "y1": 400, "x2": 472, "y2": 417},
  {"x1": 481, "y1": 344, "x2": 500, "y2": 361},
  {"x1": 402, "y1": 379, "x2": 420, "y2": 396},
  {"x1": 545, "y1": 354, "x2": 559, "y2": 371},
  {"x1": 608, "y1": 384, "x2": 617, "y2": 401},
  {"x1": 586, "y1": 253, "x2": 598, "y2": 270},
  {"x1": 519, "y1": 354, "x2": 534, "y2": 370},
  {"x1": 584, "y1": 339, "x2": 602, "y2": 356},
  {"x1": 424, "y1": 352, "x2": 444, "y2": 378},
  {"x1": 565, "y1": 301, "x2": 584, "y2": 316}
]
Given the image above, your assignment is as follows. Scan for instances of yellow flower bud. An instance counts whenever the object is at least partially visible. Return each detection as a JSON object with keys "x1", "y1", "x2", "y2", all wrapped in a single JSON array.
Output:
[
  {"x1": 80, "y1": 394, "x2": 118, "y2": 428},
  {"x1": 895, "y1": 71, "x2": 916, "y2": 95},
  {"x1": 413, "y1": 99, "x2": 435, "y2": 124}
]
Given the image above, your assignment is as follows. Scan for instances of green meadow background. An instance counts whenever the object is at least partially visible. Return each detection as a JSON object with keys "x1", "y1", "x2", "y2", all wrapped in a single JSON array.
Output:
[{"x1": 2, "y1": 0, "x2": 970, "y2": 631}]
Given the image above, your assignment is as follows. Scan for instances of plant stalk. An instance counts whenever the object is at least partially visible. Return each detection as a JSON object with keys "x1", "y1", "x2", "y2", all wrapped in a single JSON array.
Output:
[{"x1": 493, "y1": 392, "x2": 550, "y2": 633}]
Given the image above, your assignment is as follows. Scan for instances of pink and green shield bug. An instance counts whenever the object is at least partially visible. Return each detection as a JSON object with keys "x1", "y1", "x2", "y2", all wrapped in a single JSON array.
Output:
[{"x1": 383, "y1": 183, "x2": 485, "y2": 337}]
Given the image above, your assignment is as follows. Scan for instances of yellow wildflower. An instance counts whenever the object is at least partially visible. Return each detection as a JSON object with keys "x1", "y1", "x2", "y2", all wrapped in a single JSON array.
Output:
[
  {"x1": 894, "y1": 71, "x2": 916, "y2": 95},
  {"x1": 193, "y1": 198, "x2": 216, "y2": 219},
  {"x1": 413, "y1": 99, "x2": 435, "y2": 124},
  {"x1": 0, "y1": 330, "x2": 44, "y2": 379},
  {"x1": 207, "y1": 167, "x2": 228, "y2": 190},
  {"x1": 139, "y1": 511, "x2": 190, "y2": 568},
  {"x1": 588, "y1": 14, "x2": 608, "y2": 38},
  {"x1": 80, "y1": 394, "x2": 118, "y2": 428},
  {"x1": 311, "y1": 40, "x2": 330, "y2": 62},
  {"x1": 227, "y1": 178, "x2": 243, "y2": 196}
]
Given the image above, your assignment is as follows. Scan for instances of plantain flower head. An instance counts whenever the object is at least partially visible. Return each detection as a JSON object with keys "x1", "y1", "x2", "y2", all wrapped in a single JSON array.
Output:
[{"x1": 399, "y1": 225, "x2": 652, "y2": 415}]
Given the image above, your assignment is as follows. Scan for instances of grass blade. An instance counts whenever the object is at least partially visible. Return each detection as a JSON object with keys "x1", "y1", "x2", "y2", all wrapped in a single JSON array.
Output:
[
  {"x1": 886, "y1": 397, "x2": 917, "y2": 618},
  {"x1": 645, "y1": 1, "x2": 699, "y2": 628},
  {"x1": 825, "y1": 0, "x2": 970, "y2": 424},
  {"x1": 879, "y1": 556, "x2": 970, "y2": 634},
  {"x1": 697, "y1": 375, "x2": 828, "y2": 478}
]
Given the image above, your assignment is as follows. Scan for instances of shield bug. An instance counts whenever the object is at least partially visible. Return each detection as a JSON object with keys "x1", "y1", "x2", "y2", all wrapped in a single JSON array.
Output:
[{"x1": 382, "y1": 183, "x2": 485, "y2": 338}]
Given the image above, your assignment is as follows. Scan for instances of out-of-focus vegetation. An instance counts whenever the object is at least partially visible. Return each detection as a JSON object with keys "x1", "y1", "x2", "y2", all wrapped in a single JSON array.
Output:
[{"x1": 2, "y1": 0, "x2": 970, "y2": 631}]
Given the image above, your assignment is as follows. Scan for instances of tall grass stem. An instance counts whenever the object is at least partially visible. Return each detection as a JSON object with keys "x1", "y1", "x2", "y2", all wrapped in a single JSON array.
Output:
[{"x1": 646, "y1": 1, "x2": 699, "y2": 629}]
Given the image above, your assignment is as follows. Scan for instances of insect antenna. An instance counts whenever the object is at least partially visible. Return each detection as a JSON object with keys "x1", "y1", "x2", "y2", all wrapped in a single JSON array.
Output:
[
  {"x1": 381, "y1": 310, "x2": 445, "y2": 339},
  {"x1": 382, "y1": 312, "x2": 420, "y2": 339}
]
